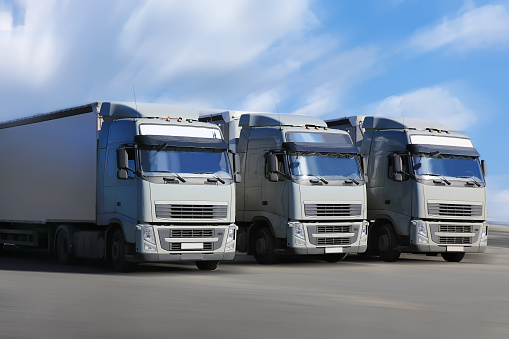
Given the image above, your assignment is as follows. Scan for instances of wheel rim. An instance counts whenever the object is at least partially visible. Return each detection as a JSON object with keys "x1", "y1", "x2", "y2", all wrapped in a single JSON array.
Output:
[
  {"x1": 255, "y1": 236, "x2": 267, "y2": 256},
  {"x1": 112, "y1": 240, "x2": 121, "y2": 262},
  {"x1": 379, "y1": 232, "x2": 390, "y2": 252}
]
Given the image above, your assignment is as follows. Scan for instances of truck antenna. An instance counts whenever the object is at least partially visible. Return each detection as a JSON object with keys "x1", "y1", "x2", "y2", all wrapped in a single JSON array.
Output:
[
  {"x1": 399, "y1": 96, "x2": 405, "y2": 125},
  {"x1": 276, "y1": 101, "x2": 283, "y2": 131},
  {"x1": 132, "y1": 85, "x2": 139, "y2": 116}
]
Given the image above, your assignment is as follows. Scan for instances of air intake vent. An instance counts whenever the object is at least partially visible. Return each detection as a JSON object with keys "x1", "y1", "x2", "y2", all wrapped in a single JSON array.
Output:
[
  {"x1": 170, "y1": 229, "x2": 214, "y2": 238},
  {"x1": 428, "y1": 203, "x2": 482, "y2": 217},
  {"x1": 317, "y1": 238, "x2": 350, "y2": 245},
  {"x1": 317, "y1": 225, "x2": 350, "y2": 233},
  {"x1": 439, "y1": 225, "x2": 472, "y2": 233},
  {"x1": 305, "y1": 204, "x2": 362, "y2": 217},
  {"x1": 438, "y1": 237, "x2": 472, "y2": 244},
  {"x1": 156, "y1": 204, "x2": 227, "y2": 219}
]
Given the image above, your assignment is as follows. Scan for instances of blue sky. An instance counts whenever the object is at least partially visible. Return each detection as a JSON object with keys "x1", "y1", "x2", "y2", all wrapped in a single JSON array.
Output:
[{"x1": 1, "y1": 0, "x2": 508, "y2": 221}]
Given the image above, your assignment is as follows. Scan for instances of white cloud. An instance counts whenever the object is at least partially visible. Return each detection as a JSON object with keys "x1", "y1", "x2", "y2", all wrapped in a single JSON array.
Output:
[
  {"x1": 0, "y1": 10, "x2": 12, "y2": 31},
  {"x1": 409, "y1": 4, "x2": 509, "y2": 53},
  {"x1": 364, "y1": 86, "x2": 477, "y2": 131},
  {"x1": 486, "y1": 175, "x2": 509, "y2": 222}
]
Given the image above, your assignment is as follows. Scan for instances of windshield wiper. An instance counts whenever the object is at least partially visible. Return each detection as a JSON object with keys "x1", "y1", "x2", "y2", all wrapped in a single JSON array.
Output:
[
  {"x1": 164, "y1": 172, "x2": 186, "y2": 183},
  {"x1": 343, "y1": 175, "x2": 360, "y2": 185},
  {"x1": 194, "y1": 172, "x2": 226, "y2": 184},
  {"x1": 421, "y1": 173, "x2": 451, "y2": 185},
  {"x1": 457, "y1": 176, "x2": 481, "y2": 187}
]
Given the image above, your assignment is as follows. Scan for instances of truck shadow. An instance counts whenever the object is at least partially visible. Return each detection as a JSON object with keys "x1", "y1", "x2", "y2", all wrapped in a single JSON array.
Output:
[{"x1": 0, "y1": 246, "x2": 235, "y2": 275}]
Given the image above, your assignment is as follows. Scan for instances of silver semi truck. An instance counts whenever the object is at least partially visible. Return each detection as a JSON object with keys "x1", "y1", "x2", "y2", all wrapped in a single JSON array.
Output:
[
  {"x1": 327, "y1": 116, "x2": 488, "y2": 262},
  {"x1": 199, "y1": 111, "x2": 368, "y2": 264},
  {"x1": 0, "y1": 102, "x2": 237, "y2": 271}
]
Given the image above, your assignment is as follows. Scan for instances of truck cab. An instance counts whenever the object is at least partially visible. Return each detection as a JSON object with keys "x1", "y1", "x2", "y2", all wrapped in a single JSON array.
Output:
[
  {"x1": 200, "y1": 111, "x2": 368, "y2": 264},
  {"x1": 327, "y1": 116, "x2": 488, "y2": 262}
]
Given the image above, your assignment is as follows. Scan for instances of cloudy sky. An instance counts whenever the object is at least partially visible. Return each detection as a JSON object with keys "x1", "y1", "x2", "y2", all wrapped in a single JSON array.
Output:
[{"x1": 1, "y1": 0, "x2": 508, "y2": 221}]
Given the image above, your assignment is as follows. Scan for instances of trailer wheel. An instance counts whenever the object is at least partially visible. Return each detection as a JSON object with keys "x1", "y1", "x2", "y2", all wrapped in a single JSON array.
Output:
[
  {"x1": 254, "y1": 227, "x2": 277, "y2": 264},
  {"x1": 441, "y1": 252, "x2": 465, "y2": 262},
  {"x1": 195, "y1": 261, "x2": 220, "y2": 271},
  {"x1": 111, "y1": 229, "x2": 134, "y2": 272},
  {"x1": 56, "y1": 230, "x2": 75, "y2": 265},
  {"x1": 322, "y1": 253, "x2": 348, "y2": 262},
  {"x1": 378, "y1": 224, "x2": 400, "y2": 262}
]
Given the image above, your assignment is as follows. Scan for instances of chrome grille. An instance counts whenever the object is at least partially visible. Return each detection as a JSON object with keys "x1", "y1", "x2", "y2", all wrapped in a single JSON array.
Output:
[
  {"x1": 170, "y1": 229, "x2": 214, "y2": 238},
  {"x1": 317, "y1": 225, "x2": 350, "y2": 233},
  {"x1": 305, "y1": 204, "x2": 362, "y2": 217},
  {"x1": 428, "y1": 203, "x2": 482, "y2": 217},
  {"x1": 317, "y1": 238, "x2": 350, "y2": 245},
  {"x1": 156, "y1": 204, "x2": 227, "y2": 219},
  {"x1": 439, "y1": 225, "x2": 472, "y2": 233},
  {"x1": 170, "y1": 243, "x2": 213, "y2": 251},
  {"x1": 438, "y1": 237, "x2": 472, "y2": 244}
]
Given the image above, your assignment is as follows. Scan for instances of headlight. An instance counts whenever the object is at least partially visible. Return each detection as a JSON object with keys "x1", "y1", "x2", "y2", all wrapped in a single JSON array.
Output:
[
  {"x1": 143, "y1": 225, "x2": 155, "y2": 244},
  {"x1": 481, "y1": 222, "x2": 488, "y2": 244},
  {"x1": 226, "y1": 226, "x2": 236, "y2": 243},
  {"x1": 411, "y1": 220, "x2": 429, "y2": 244},
  {"x1": 361, "y1": 221, "x2": 369, "y2": 238},
  {"x1": 294, "y1": 223, "x2": 305, "y2": 239}
]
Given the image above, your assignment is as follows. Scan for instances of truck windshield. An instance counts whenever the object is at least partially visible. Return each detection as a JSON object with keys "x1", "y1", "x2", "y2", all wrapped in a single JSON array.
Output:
[
  {"x1": 140, "y1": 147, "x2": 231, "y2": 177},
  {"x1": 413, "y1": 153, "x2": 483, "y2": 182},
  {"x1": 288, "y1": 152, "x2": 361, "y2": 180}
]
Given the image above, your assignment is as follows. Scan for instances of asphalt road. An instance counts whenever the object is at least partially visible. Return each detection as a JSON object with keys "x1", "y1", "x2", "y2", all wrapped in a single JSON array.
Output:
[{"x1": 1, "y1": 225, "x2": 508, "y2": 339}]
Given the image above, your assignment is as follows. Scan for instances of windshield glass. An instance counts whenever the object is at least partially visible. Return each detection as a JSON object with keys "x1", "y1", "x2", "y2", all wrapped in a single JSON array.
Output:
[
  {"x1": 140, "y1": 147, "x2": 231, "y2": 177},
  {"x1": 413, "y1": 153, "x2": 483, "y2": 181},
  {"x1": 288, "y1": 152, "x2": 361, "y2": 179}
]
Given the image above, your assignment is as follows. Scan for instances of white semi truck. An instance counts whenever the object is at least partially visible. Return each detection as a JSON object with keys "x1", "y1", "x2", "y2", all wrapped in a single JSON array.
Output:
[
  {"x1": 327, "y1": 116, "x2": 488, "y2": 262},
  {"x1": 199, "y1": 111, "x2": 368, "y2": 264},
  {"x1": 0, "y1": 102, "x2": 237, "y2": 271}
]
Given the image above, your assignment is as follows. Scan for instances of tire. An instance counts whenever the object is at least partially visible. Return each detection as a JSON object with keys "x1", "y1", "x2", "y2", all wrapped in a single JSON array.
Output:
[
  {"x1": 0, "y1": 243, "x2": 4, "y2": 254},
  {"x1": 111, "y1": 229, "x2": 134, "y2": 272},
  {"x1": 322, "y1": 253, "x2": 348, "y2": 262},
  {"x1": 441, "y1": 252, "x2": 465, "y2": 262},
  {"x1": 195, "y1": 260, "x2": 220, "y2": 271},
  {"x1": 56, "y1": 230, "x2": 75, "y2": 265},
  {"x1": 254, "y1": 227, "x2": 277, "y2": 264},
  {"x1": 377, "y1": 224, "x2": 401, "y2": 262}
]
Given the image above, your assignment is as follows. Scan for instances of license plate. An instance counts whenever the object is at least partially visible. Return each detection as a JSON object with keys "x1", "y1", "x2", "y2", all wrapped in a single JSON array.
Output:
[
  {"x1": 447, "y1": 246, "x2": 464, "y2": 252},
  {"x1": 181, "y1": 243, "x2": 203, "y2": 250},
  {"x1": 325, "y1": 247, "x2": 343, "y2": 253}
]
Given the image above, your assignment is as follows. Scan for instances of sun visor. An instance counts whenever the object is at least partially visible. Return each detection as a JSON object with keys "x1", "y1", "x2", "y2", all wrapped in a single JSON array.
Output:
[
  {"x1": 135, "y1": 135, "x2": 228, "y2": 150},
  {"x1": 406, "y1": 144, "x2": 480, "y2": 157},
  {"x1": 282, "y1": 142, "x2": 359, "y2": 154}
]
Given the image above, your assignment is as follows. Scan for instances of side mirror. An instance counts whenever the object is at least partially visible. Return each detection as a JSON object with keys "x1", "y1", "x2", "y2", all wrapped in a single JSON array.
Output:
[
  {"x1": 234, "y1": 173, "x2": 242, "y2": 183},
  {"x1": 393, "y1": 154, "x2": 403, "y2": 173},
  {"x1": 481, "y1": 160, "x2": 487, "y2": 177},
  {"x1": 116, "y1": 147, "x2": 128, "y2": 170},
  {"x1": 117, "y1": 169, "x2": 129, "y2": 180},
  {"x1": 393, "y1": 173, "x2": 403, "y2": 182},
  {"x1": 268, "y1": 172, "x2": 278, "y2": 182},
  {"x1": 267, "y1": 153, "x2": 278, "y2": 173}
]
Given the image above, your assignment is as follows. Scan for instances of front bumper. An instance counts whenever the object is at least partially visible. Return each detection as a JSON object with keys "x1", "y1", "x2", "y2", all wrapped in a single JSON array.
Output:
[
  {"x1": 286, "y1": 221, "x2": 368, "y2": 255},
  {"x1": 407, "y1": 220, "x2": 487, "y2": 254},
  {"x1": 133, "y1": 223, "x2": 237, "y2": 263}
]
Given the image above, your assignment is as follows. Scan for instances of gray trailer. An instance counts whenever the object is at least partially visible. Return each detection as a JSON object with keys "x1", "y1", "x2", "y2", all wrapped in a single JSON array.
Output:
[
  {"x1": 200, "y1": 111, "x2": 368, "y2": 264},
  {"x1": 327, "y1": 116, "x2": 488, "y2": 262},
  {"x1": 0, "y1": 102, "x2": 237, "y2": 271}
]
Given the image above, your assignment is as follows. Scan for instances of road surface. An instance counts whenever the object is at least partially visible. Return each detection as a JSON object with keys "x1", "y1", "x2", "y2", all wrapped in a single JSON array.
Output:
[{"x1": 1, "y1": 225, "x2": 508, "y2": 339}]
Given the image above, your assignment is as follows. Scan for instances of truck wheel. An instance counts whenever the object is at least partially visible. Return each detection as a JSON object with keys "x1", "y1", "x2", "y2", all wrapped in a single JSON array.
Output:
[
  {"x1": 111, "y1": 229, "x2": 134, "y2": 272},
  {"x1": 322, "y1": 253, "x2": 348, "y2": 262},
  {"x1": 56, "y1": 230, "x2": 75, "y2": 265},
  {"x1": 441, "y1": 252, "x2": 465, "y2": 262},
  {"x1": 254, "y1": 227, "x2": 277, "y2": 264},
  {"x1": 195, "y1": 261, "x2": 220, "y2": 271},
  {"x1": 378, "y1": 224, "x2": 401, "y2": 262},
  {"x1": 0, "y1": 243, "x2": 3, "y2": 254}
]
